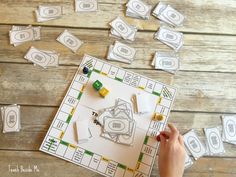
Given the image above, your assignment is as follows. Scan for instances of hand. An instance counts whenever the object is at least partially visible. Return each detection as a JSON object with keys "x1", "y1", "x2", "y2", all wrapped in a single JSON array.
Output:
[{"x1": 157, "y1": 123, "x2": 186, "y2": 177}]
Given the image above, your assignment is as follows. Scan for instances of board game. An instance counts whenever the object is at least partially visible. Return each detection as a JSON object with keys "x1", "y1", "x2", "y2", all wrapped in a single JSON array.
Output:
[{"x1": 39, "y1": 54, "x2": 177, "y2": 177}]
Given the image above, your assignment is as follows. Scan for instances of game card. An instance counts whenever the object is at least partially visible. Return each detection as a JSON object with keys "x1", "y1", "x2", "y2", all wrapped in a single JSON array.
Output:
[
  {"x1": 161, "y1": 5, "x2": 185, "y2": 26},
  {"x1": 24, "y1": 47, "x2": 52, "y2": 68},
  {"x1": 112, "y1": 41, "x2": 136, "y2": 60},
  {"x1": 222, "y1": 115, "x2": 236, "y2": 143},
  {"x1": 57, "y1": 30, "x2": 83, "y2": 53},
  {"x1": 103, "y1": 117, "x2": 130, "y2": 135},
  {"x1": 126, "y1": 0, "x2": 151, "y2": 17},
  {"x1": 10, "y1": 28, "x2": 34, "y2": 44},
  {"x1": 38, "y1": 5, "x2": 63, "y2": 18},
  {"x1": 110, "y1": 17, "x2": 135, "y2": 40},
  {"x1": 183, "y1": 129, "x2": 206, "y2": 160},
  {"x1": 204, "y1": 127, "x2": 225, "y2": 155},
  {"x1": 75, "y1": 0, "x2": 98, "y2": 12}
]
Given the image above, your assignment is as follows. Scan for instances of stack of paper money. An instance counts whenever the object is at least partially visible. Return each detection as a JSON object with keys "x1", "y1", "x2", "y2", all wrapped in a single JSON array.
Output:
[
  {"x1": 1, "y1": 104, "x2": 21, "y2": 133},
  {"x1": 9, "y1": 25, "x2": 41, "y2": 47},
  {"x1": 154, "y1": 26, "x2": 184, "y2": 52},
  {"x1": 151, "y1": 51, "x2": 180, "y2": 74},
  {"x1": 153, "y1": 2, "x2": 185, "y2": 27},
  {"x1": 35, "y1": 5, "x2": 64, "y2": 22},
  {"x1": 75, "y1": 0, "x2": 98, "y2": 12},
  {"x1": 107, "y1": 41, "x2": 136, "y2": 64},
  {"x1": 126, "y1": 0, "x2": 152, "y2": 20},
  {"x1": 109, "y1": 17, "x2": 138, "y2": 42},
  {"x1": 24, "y1": 46, "x2": 59, "y2": 69}
]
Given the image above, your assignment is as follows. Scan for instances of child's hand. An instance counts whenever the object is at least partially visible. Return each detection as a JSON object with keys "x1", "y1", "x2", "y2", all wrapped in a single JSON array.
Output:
[{"x1": 157, "y1": 123, "x2": 186, "y2": 177}]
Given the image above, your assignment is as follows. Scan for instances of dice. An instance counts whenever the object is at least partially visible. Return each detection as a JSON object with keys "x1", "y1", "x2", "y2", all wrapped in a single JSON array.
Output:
[
  {"x1": 93, "y1": 80, "x2": 103, "y2": 91},
  {"x1": 99, "y1": 87, "x2": 109, "y2": 98},
  {"x1": 92, "y1": 80, "x2": 109, "y2": 98}
]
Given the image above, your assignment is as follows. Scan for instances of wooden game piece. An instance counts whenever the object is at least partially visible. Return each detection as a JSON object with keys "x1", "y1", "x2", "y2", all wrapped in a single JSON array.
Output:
[
  {"x1": 153, "y1": 113, "x2": 164, "y2": 121},
  {"x1": 99, "y1": 87, "x2": 109, "y2": 98},
  {"x1": 93, "y1": 80, "x2": 103, "y2": 91},
  {"x1": 83, "y1": 66, "x2": 89, "y2": 74}
]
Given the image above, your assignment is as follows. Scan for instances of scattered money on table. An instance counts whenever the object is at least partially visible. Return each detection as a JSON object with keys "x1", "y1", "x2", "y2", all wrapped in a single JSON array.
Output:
[
  {"x1": 75, "y1": 0, "x2": 98, "y2": 12},
  {"x1": 183, "y1": 129, "x2": 207, "y2": 160},
  {"x1": 154, "y1": 26, "x2": 184, "y2": 52},
  {"x1": 109, "y1": 17, "x2": 138, "y2": 42},
  {"x1": 221, "y1": 115, "x2": 236, "y2": 145},
  {"x1": 24, "y1": 46, "x2": 59, "y2": 68},
  {"x1": 107, "y1": 40, "x2": 136, "y2": 64},
  {"x1": 1, "y1": 104, "x2": 21, "y2": 133},
  {"x1": 126, "y1": 0, "x2": 152, "y2": 20},
  {"x1": 35, "y1": 5, "x2": 64, "y2": 22},
  {"x1": 96, "y1": 98, "x2": 136, "y2": 146},
  {"x1": 9, "y1": 25, "x2": 41, "y2": 46},
  {"x1": 153, "y1": 2, "x2": 185, "y2": 27},
  {"x1": 151, "y1": 51, "x2": 180, "y2": 74},
  {"x1": 204, "y1": 127, "x2": 225, "y2": 155},
  {"x1": 57, "y1": 30, "x2": 83, "y2": 53}
]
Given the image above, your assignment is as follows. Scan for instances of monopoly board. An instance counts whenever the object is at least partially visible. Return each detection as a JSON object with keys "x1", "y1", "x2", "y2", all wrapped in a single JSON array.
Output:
[{"x1": 39, "y1": 54, "x2": 177, "y2": 177}]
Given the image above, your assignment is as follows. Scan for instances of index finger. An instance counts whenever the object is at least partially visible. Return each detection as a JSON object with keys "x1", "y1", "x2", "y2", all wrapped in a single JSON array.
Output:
[{"x1": 168, "y1": 123, "x2": 179, "y2": 141}]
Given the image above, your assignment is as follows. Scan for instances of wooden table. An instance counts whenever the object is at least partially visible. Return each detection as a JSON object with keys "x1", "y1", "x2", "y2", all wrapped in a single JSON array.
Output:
[{"x1": 0, "y1": 0, "x2": 236, "y2": 177}]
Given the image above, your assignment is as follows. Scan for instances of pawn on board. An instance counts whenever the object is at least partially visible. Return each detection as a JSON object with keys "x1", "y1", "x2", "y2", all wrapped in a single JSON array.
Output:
[
  {"x1": 83, "y1": 66, "x2": 90, "y2": 74},
  {"x1": 153, "y1": 113, "x2": 164, "y2": 121},
  {"x1": 93, "y1": 80, "x2": 109, "y2": 98}
]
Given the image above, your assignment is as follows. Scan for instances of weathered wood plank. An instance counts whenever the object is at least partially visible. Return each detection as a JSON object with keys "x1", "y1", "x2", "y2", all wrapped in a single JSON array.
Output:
[
  {"x1": 0, "y1": 0, "x2": 236, "y2": 34},
  {"x1": 1, "y1": 25, "x2": 236, "y2": 72},
  {"x1": 0, "y1": 150, "x2": 235, "y2": 177},
  {"x1": 0, "y1": 105, "x2": 235, "y2": 158},
  {"x1": 0, "y1": 63, "x2": 236, "y2": 112}
]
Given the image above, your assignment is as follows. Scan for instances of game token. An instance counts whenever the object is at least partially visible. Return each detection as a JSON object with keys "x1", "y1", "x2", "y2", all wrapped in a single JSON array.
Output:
[
  {"x1": 93, "y1": 80, "x2": 103, "y2": 91},
  {"x1": 83, "y1": 66, "x2": 89, "y2": 74},
  {"x1": 99, "y1": 87, "x2": 109, "y2": 98},
  {"x1": 153, "y1": 113, "x2": 164, "y2": 121}
]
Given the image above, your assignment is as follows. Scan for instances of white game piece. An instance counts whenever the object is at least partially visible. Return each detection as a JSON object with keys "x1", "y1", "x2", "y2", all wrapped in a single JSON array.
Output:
[
  {"x1": 75, "y1": 119, "x2": 90, "y2": 144},
  {"x1": 1, "y1": 105, "x2": 21, "y2": 133},
  {"x1": 183, "y1": 129, "x2": 207, "y2": 160},
  {"x1": 112, "y1": 41, "x2": 136, "y2": 61},
  {"x1": 133, "y1": 92, "x2": 150, "y2": 114},
  {"x1": 204, "y1": 127, "x2": 225, "y2": 155},
  {"x1": 153, "y1": 2, "x2": 185, "y2": 27},
  {"x1": 221, "y1": 115, "x2": 236, "y2": 144},
  {"x1": 75, "y1": 0, "x2": 98, "y2": 12},
  {"x1": 57, "y1": 30, "x2": 83, "y2": 53}
]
